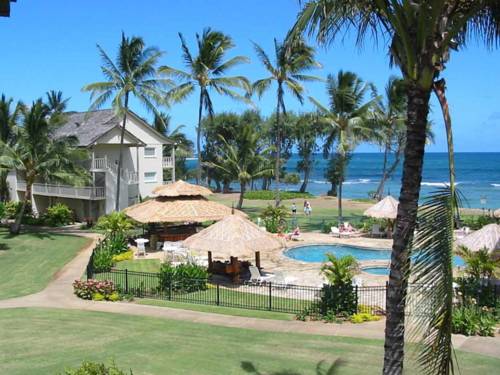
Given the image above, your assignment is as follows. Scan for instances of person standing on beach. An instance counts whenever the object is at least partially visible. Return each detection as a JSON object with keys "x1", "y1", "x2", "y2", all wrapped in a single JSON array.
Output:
[{"x1": 291, "y1": 203, "x2": 297, "y2": 216}]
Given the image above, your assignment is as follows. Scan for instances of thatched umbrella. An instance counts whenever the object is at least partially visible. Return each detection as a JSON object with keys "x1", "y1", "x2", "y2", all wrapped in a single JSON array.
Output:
[
  {"x1": 152, "y1": 179, "x2": 212, "y2": 197},
  {"x1": 364, "y1": 195, "x2": 399, "y2": 219},
  {"x1": 456, "y1": 223, "x2": 500, "y2": 253},
  {"x1": 123, "y1": 196, "x2": 245, "y2": 224},
  {"x1": 494, "y1": 208, "x2": 500, "y2": 218},
  {"x1": 183, "y1": 214, "x2": 284, "y2": 269}
]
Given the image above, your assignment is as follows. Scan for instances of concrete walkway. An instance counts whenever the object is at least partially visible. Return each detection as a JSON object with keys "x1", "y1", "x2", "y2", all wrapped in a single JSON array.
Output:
[{"x1": 0, "y1": 230, "x2": 498, "y2": 359}]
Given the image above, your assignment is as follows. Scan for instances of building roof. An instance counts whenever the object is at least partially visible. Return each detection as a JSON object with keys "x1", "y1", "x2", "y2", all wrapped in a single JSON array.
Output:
[{"x1": 53, "y1": 109, "x2": 172, "y2": 147}]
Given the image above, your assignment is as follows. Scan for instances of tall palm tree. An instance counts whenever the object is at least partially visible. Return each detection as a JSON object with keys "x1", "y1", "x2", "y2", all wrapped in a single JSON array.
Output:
[
  {"x1": 45, "y1": 90, "x2": 69, "y2": 114},
  {"x1": 0, "y1": 99, "x2": 88, "y2": 234},
  {"x1": 310, "y1": 71, "x2": 378, "y2": 224},
  {"x1": 83, "y1": 33, "x2": 168, "y2": 211},
  {"x1": 291, "y1": 1, "x2": 500, "y2": 374},
  {"x1": 252, "y1": 37, "x2": 321, "y2": 205},
  {"x1": 159, "y1": 28, "x2": 251, "y2": 184},
  {"x1": 0, "y1": 94, "x2": 21, "y2": 201}
]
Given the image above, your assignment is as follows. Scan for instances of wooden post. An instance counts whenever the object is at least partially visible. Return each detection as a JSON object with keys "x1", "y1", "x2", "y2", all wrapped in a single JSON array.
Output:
[
  {"x1": 255, "y1": 251, "x2": 261, "y2": 269},
  {"x1": 208, "y1": 251, "x2": 213, "y2": 271}
]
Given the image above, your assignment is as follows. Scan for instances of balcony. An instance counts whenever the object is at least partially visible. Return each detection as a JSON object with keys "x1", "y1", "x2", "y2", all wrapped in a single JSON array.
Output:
[
  {"x1": 162, "y1": 156, "x2": 174, "y2": 168},
  {"x1": 90, "y1": 157, "x2": 138, "y2": 184},
  {"x1": 17, "y1": 181, "x2": 105, "y2": 200}
]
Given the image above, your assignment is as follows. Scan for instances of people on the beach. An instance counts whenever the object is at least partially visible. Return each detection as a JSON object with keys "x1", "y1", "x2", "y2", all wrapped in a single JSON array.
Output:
[
  {"x1": 291, "y1": 203, "x2": 297, "y2": 216},
  {"x1": 287, "y1": 226, "x2": 301, "y2": 240},
  {"x1": 304, "y1": 200, "x2": 312, "y2": 216}
]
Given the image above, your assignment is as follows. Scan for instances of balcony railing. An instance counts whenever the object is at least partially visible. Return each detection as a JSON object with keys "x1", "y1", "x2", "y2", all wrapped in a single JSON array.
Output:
[
  {"x1": 17, "y1": 181, "x2": 105, "y2": 200},
  {"x1": 91, "y1": 157, "x2": 138, "y2": 184},
  {"x1": 162, "y1": 156, "x2": 174, "y2": 168}
]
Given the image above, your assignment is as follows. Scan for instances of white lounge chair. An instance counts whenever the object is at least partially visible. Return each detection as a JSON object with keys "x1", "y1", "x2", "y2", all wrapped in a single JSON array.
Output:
[
  {"x1": 330, "y1": 226, "x2": 340, "y2": 238},
  {"x1": 248, "y1": 266, "x2": 274, "y2": 285},
  {"x1": 371, "y1": 224, "x2": 384, "y2": 238},
  {"x1": 272, "y1": 271, "x2": 297, "y2": 287}
]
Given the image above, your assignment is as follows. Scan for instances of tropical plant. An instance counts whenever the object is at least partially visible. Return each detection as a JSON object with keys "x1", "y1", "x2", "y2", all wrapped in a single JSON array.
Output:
[
  {"x1": 456, "y1": 246, "x2": 499, "y2": 279},
  {"x1": 291, "y1": 3, "x2": 500, "y2": 373},
  {"x1": 83, "y1": 33, "x2": 168, "y2": 211},
  {"x1": 96, "y1": 211, "x2": 134, "y2": 236},
  {"x1": 294, "y1": 113, "x2": 320, "y2": 193},
  {"x1": 45, "y1": 90, "x2": 69, "y2": 114},
  {"x1": 0, "y1": 94, "x2": 21, "y2": 202},
  {"x1": 261, "y1": 204, "x2": 288, "y2": 233},
  {"x1": 0, "y1": 99, "x2": 88, "y2": 234},
  {"x1": 321, "y1": 253, "x2": 358, "y2": 286},
  {"x1": 252, "y1": 36, "x2": 321, "y2": 205},
  {"x1": 60, "y1": 360, "x2": 132, "y2": 375},
  {"x1": 44, "y1": 203, "x2": 73, "y2": 226},
  {"x1": 159, "y1": 262, "x2": 208, "y2": 293},
  {"x1": 311, "y1": 70, "x2": 378, "y2": 223},
  {"x1": 452, "y1": 306, "x2": 496, "y2": 337},
  {"x1": 160, "y1": 28, "x2": 251, "y2": 184}
]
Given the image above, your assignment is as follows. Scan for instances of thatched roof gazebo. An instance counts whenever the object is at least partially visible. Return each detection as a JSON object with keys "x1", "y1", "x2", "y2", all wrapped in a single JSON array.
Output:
[
  {"x1": 456, "y1": 223, "x2": 500, "y2": 253},
  {"x1": 364, "y1": 195, "x2": 399, "y2": 219},
  {"x1": 152, "y1": 180, "x2": 213, "y2": 198}
]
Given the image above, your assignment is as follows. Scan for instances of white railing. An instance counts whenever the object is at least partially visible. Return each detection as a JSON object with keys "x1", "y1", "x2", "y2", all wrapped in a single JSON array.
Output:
[
  {"x1": 91, "y1": 156, "x2": 138, "y2": 184},
  {"x1": 17, "y1": 181, "x2": 105, "y2": 200},
  {"x1": 162, "y1": 156, "x2": 174, "y2": 168}
]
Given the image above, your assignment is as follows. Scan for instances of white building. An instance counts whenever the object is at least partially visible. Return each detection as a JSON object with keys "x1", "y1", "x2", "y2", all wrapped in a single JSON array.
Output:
[{"x1": 7, "y1": 109, "x2": 175, "y2": 221}]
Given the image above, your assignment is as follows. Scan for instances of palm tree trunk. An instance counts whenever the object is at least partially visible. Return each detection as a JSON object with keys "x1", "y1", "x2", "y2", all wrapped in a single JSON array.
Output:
[
  {"x1": 115, "y1": 92, "x2": 129, "y2": 212},
  {"x1": 196, "y1": 90, "x2": 203, "y2": 185},
  {"x1": 375, "y1": 143, "x2": 390, "y2": 200},
  {"x1": 299, "y1": 159, "x2": 310, "y2": 193},
  {"x1": 274, "y1": 85, "x2": 282, "y2": 207},
  {"x1": 383, "y1": 84, "x2": 431, "y2": 375},
  {"x1": 433, "y1": 79, "x2": 458, "y2": 225},
  {"x1": 10, "y1": 182, "x2": 31, "y2": 235},
  {"x1": 338, "y1": 174, "x2": 343, "y2": 225},
  {"x1": 237, "y1": 180, "x2": 246, "y2": 209}
]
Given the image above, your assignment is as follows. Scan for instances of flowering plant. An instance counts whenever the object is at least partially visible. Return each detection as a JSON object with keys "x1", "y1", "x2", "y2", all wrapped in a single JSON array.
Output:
[{"x1": 73, "y1": 279, "x2": 117, "y2": 300}]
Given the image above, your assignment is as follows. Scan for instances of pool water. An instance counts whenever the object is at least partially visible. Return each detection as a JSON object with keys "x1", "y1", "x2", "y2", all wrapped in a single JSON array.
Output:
[
  {"x1": 284, "y1": 244, "x2": 465, "y2": 267},
  {"x1": 363, "y1": 267, "x2": 390, "y2": 276}
]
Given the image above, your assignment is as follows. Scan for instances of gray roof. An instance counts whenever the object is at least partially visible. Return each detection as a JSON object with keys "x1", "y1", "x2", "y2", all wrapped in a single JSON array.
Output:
[{"x1": 54, "y1": 109, "x2": 122, "y2": 147}]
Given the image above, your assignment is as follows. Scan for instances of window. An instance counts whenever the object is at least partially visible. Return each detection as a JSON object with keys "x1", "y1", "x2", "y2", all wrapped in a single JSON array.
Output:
[
  {"x1": 144, "y1": 147, "x2": 156, "y2": 157},
  {"x1": 144, "y1": 172, "x2": 157, "y2": 183}
]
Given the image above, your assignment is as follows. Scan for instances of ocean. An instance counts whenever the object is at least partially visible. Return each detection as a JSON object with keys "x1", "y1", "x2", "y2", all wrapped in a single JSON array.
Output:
[{"x1": 187, "y1": 153, "x2": 500, "y2": 209}]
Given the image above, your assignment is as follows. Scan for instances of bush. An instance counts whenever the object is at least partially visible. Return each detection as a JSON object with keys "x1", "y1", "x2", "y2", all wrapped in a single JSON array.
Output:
[
  {"x1": 350, "y1": 313, "x2": 381, "y2": 324},
  {"x1": 91, "y1": 234, "x2": 129, "y2": 272},
  {"x1": 454, "y1": 276, "x2": 499, "y2": 310},
  {"x1": 92, "y1": 247, "x2": 114, "y2": 273},
  {"x1": 461, "y1": 215, "x2": 497, "y2": 230},
  {"x1": 112, "y1": 250, "x2": 134, "y2": 263},
  {"x1": 73, "y1": 279, "x2": 117, "y2": 301},
  {"x1": 4, "y1": 200, "x2": 32, "y2": 219},
  {"x1": 243, "y1": 190, "x2": 314, "y2": 200},
  {"x1": 96, "y1": 212, "x2": 134, "y2": 235},
  {"x1": 159, "y1": 262, "x2": 209, "y2": 293},
  {"x1": 44, "y1": 203, "x2": 73, "y2": 226},
  {"x1": 452, "y1": 306, "x2": 496, "y2": 336},
  {"x1": 261, "y1": 205, "x2": 288, "y2": 233},
  {"x1": 0, "y1": 202, "x2": 5, "y2": 219},
  {"x1": 60, "y1": 360, "x2": 133, "y2": 375}
]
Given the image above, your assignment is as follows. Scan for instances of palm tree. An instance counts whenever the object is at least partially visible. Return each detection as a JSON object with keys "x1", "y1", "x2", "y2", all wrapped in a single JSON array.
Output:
[
  {"x1": 0, "y1": 99, "x2": 88, "y2": 234},
  {"x1": 252, "y1": 37, "x2": 321, "y2": 205},
  {"x1": 159, "y1": 28, "x2": 251, "y2": 184},
  {"x1": 291, "y1": 1, "x2": 500, "y2": 373},
  {"x1": 83, "y1": 33, "x2": 168, "y2": 211},
  {"x1": 294, "y1": 113, "x2": 320, "y2": 193},
  {"x1": 45, "y1": 90, "x2": 69, "y2": 114},
  {"x1": 0, "y1": 94, "x2": 21, "y2": 201},
  {"x1": 310, "y1": 71, "x2": 378, "y2": 224}
]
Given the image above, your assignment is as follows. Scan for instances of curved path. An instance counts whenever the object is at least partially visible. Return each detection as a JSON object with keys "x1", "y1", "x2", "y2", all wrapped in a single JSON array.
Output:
[{"x1": 0, "y1": 230, "x2": 498, "y2": 359}]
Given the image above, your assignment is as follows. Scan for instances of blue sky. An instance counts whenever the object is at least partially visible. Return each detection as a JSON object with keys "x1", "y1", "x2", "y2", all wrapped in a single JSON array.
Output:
[{"x1": 1, "y1": 0, "x2": 499, "y2": 152}]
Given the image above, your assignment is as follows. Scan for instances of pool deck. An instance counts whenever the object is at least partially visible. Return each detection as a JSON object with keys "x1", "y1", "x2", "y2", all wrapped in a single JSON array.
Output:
[{"x1": 261, "y1": 232, "x2": 393, "y2": 286}]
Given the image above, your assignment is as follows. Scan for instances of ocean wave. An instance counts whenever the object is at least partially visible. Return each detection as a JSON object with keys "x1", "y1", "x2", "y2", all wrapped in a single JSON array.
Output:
[
  {"x1": 344, "y1": 178, "x2": 374, "y2": 185},
  {"x1": 492, "y1": 183, "x2": 500, "y2": 188},
  {"x1": 421, "y1": 182, "x2": 460, "y2": 187},
  {"x1": 311, "y1": 180, "x2": 330, "y2": 185}
]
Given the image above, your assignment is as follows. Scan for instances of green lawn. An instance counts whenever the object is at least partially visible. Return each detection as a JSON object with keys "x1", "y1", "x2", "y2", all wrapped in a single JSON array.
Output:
[
  {"x1": 0, "y1": 228, "x2": 90, "y2": 299},
  {"x1": 114, "y1": 258, "x2": 161, "y2": 273},
  {"x1": 0, "y1": 308, "x2": 498, "y2": 375}
]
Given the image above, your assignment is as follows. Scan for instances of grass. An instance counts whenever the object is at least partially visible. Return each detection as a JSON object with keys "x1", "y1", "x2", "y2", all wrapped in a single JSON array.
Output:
[
  {"x1": 0, "y1": 308, "x2": 498, "y2": 375},
  {"x1": 0, "y1": 228, "x2": 90, "y2": 300},
  {"x1": 136, "y1": 298, "x2": 295, "y2": 320},
  {"x1": 243, "y1": 190, "x2": 314, "y2": 200},
  {"x1": 114, "y1": 258, "x2": 161, "y2": 273}
]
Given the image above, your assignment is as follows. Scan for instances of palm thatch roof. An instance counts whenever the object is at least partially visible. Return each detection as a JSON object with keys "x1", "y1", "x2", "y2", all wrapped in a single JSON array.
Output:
[
  {"x1": 456, "y1": 224, "x2": 500, "y2": 253},
  {"x1": 152, "y1": 180, "x2": 213, "y2": 197},
  {"x1": 494, "y1": 209, "x2": 500, "y2": 218},
  {"x1": 364, "y1": 195, "x2": 399, "y2": 219},
  {"x1": 183, "y1": 214, "x2": 284, "y2": 258},
  {"x1": 123, "y1": 196, "x2": 245, "y2": 224}
]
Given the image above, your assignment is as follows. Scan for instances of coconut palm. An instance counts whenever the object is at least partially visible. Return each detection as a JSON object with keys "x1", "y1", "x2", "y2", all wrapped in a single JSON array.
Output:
[
  {"x1": 159, "y1": 28, "x2": 251, "y2": 184},
  {"x1": 252, "y1": 37, "x2": 321, "y2": 205},
  {"x1": 291, "y1": 1, "x2": 500, "y2": 373},
  {"x1": 45, "y1": 90, "x2": 69, "y2": 114},
  {"x1": 83, "y1": 33, "x2": 168, "y2": 211},
  {"x1": 310, "y1": 71, "x2": 378, "y2": 224},
  {"x1": 0, "y1": 94, "x2": 21, "y2": 201},
  {"x1": 294, "y1": 113, "x2": 321, "y2": 193},
  {"x1": 0, "y1": 99, "x2": 88, "y2": 234}
]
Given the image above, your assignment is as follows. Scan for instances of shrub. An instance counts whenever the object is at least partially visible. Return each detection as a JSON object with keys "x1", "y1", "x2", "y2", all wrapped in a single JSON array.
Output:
[
  {"x1": 454, "y1": 276, "x2": 499, "y2": 309},
  {"x1": 243, "y1": 190, "x2": 314, "y2": 200},
  {"x1": 0, "y1": 202, "x2": 5, "y2": 219},
  {"x1": 44, "y1": 203, "x2": 73, "y2": 226},
  {"x1": 452, "y1": 306, "x2": 496, "y2": 336},
  {"x1": 103, "y1": 233, "x2": 128, "y2": 256},
  {"x1": 261, "y1": 204, "x2": 288, "y2": 233},
  {"x1": 460, "y1": 215, "x2": 497, "y2": 230},
  {"x1": 112, "y1": 250, "x2": 133, "y2": 263},
  {"x1": 91, "y1": 234, "x2": 129, "y2": 272},
  {"x1": 92, "y1": 247, "x2": 114, "y2": 272},
  {"x1": 108, "y1": 292, "x2": 121, "y2": 302},
  {"x1": 73, "y1": 279, "x2": 117, "y2": 301},
  {"x1": 60, "y1": 360, "x2": 133, "y2": 375},
  {"x1": 350, "y1": 313, "x2": 381, "y2": 324},
  {"x1": 159, "y1": 262, "x2": 208, "y2": 293},
  {"x1": 92, "y1": 292, "x2": 105, "y2": 301},
  {"x1": 4, "y1": 200, "x2": 32, "y2": 219},
  {"x1": 96, "y1": 212, "x2": 134, "y2": 235}
]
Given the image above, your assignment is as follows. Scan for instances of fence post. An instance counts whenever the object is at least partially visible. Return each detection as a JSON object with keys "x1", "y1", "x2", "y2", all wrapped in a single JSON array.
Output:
[
  {"x1": 168, "y1": 278, "x2": 172, "y2": 301},
  {"x1": 385, "y1": 281, "x2": 389, "y2": 313},
  {"x1": 355, "y1": 285, "x2": 359, "y2": 313},
  {"x1": 216, "y1": 283, "x2": 220, "y2": 306},
  {"x1": 125, "y1": 269, "x2": 129, "y2": 294},
  {"x1": 268, "y1": 282, "x2": 272, "y2": 311}
]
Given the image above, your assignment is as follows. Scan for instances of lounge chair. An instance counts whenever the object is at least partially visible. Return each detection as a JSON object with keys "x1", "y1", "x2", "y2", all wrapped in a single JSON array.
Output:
[
  {"x1": 371, "y1": 224, "x2": 384, "y2": 238},
  {"x1": 330, "y1": 226, "x2": 340, "y2": 238},
  {"x1": 248, "y1": 266, "x2": 274, "y2": 285},
  {"x1": 272, "y1": 271, "x2": 297, "y2": 287}
]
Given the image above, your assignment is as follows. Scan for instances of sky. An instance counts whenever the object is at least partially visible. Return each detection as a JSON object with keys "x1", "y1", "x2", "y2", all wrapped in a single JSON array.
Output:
[{"x1": 1, "y1": 0, "x2": 499, "y2": 153}]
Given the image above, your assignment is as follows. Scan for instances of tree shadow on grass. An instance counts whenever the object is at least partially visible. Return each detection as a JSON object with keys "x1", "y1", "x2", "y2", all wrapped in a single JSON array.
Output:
[
  {"x1": 241, "y1": 359, "x2": 346, "y2": 375},
  {"x1": 0, "y1": 242, "x2": 10, "y2": 251}
]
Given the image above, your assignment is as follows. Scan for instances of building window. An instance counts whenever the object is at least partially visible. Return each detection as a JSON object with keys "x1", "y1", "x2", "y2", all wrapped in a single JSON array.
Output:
[
  {"x1": 144, "y1": 147, "x2": 156, "y2": 157},
  {"x1": 144, "y1": 172, "x2": 157, "y2": 183}
]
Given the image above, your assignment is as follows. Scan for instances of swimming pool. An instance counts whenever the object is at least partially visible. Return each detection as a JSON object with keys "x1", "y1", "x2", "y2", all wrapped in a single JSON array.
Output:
[
  {"x1": 362, "y1": 267, "x2": 390, "y2": 276},
  {"x1": 284, "y1": 244, "x2": 465, "y2": 267}
]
